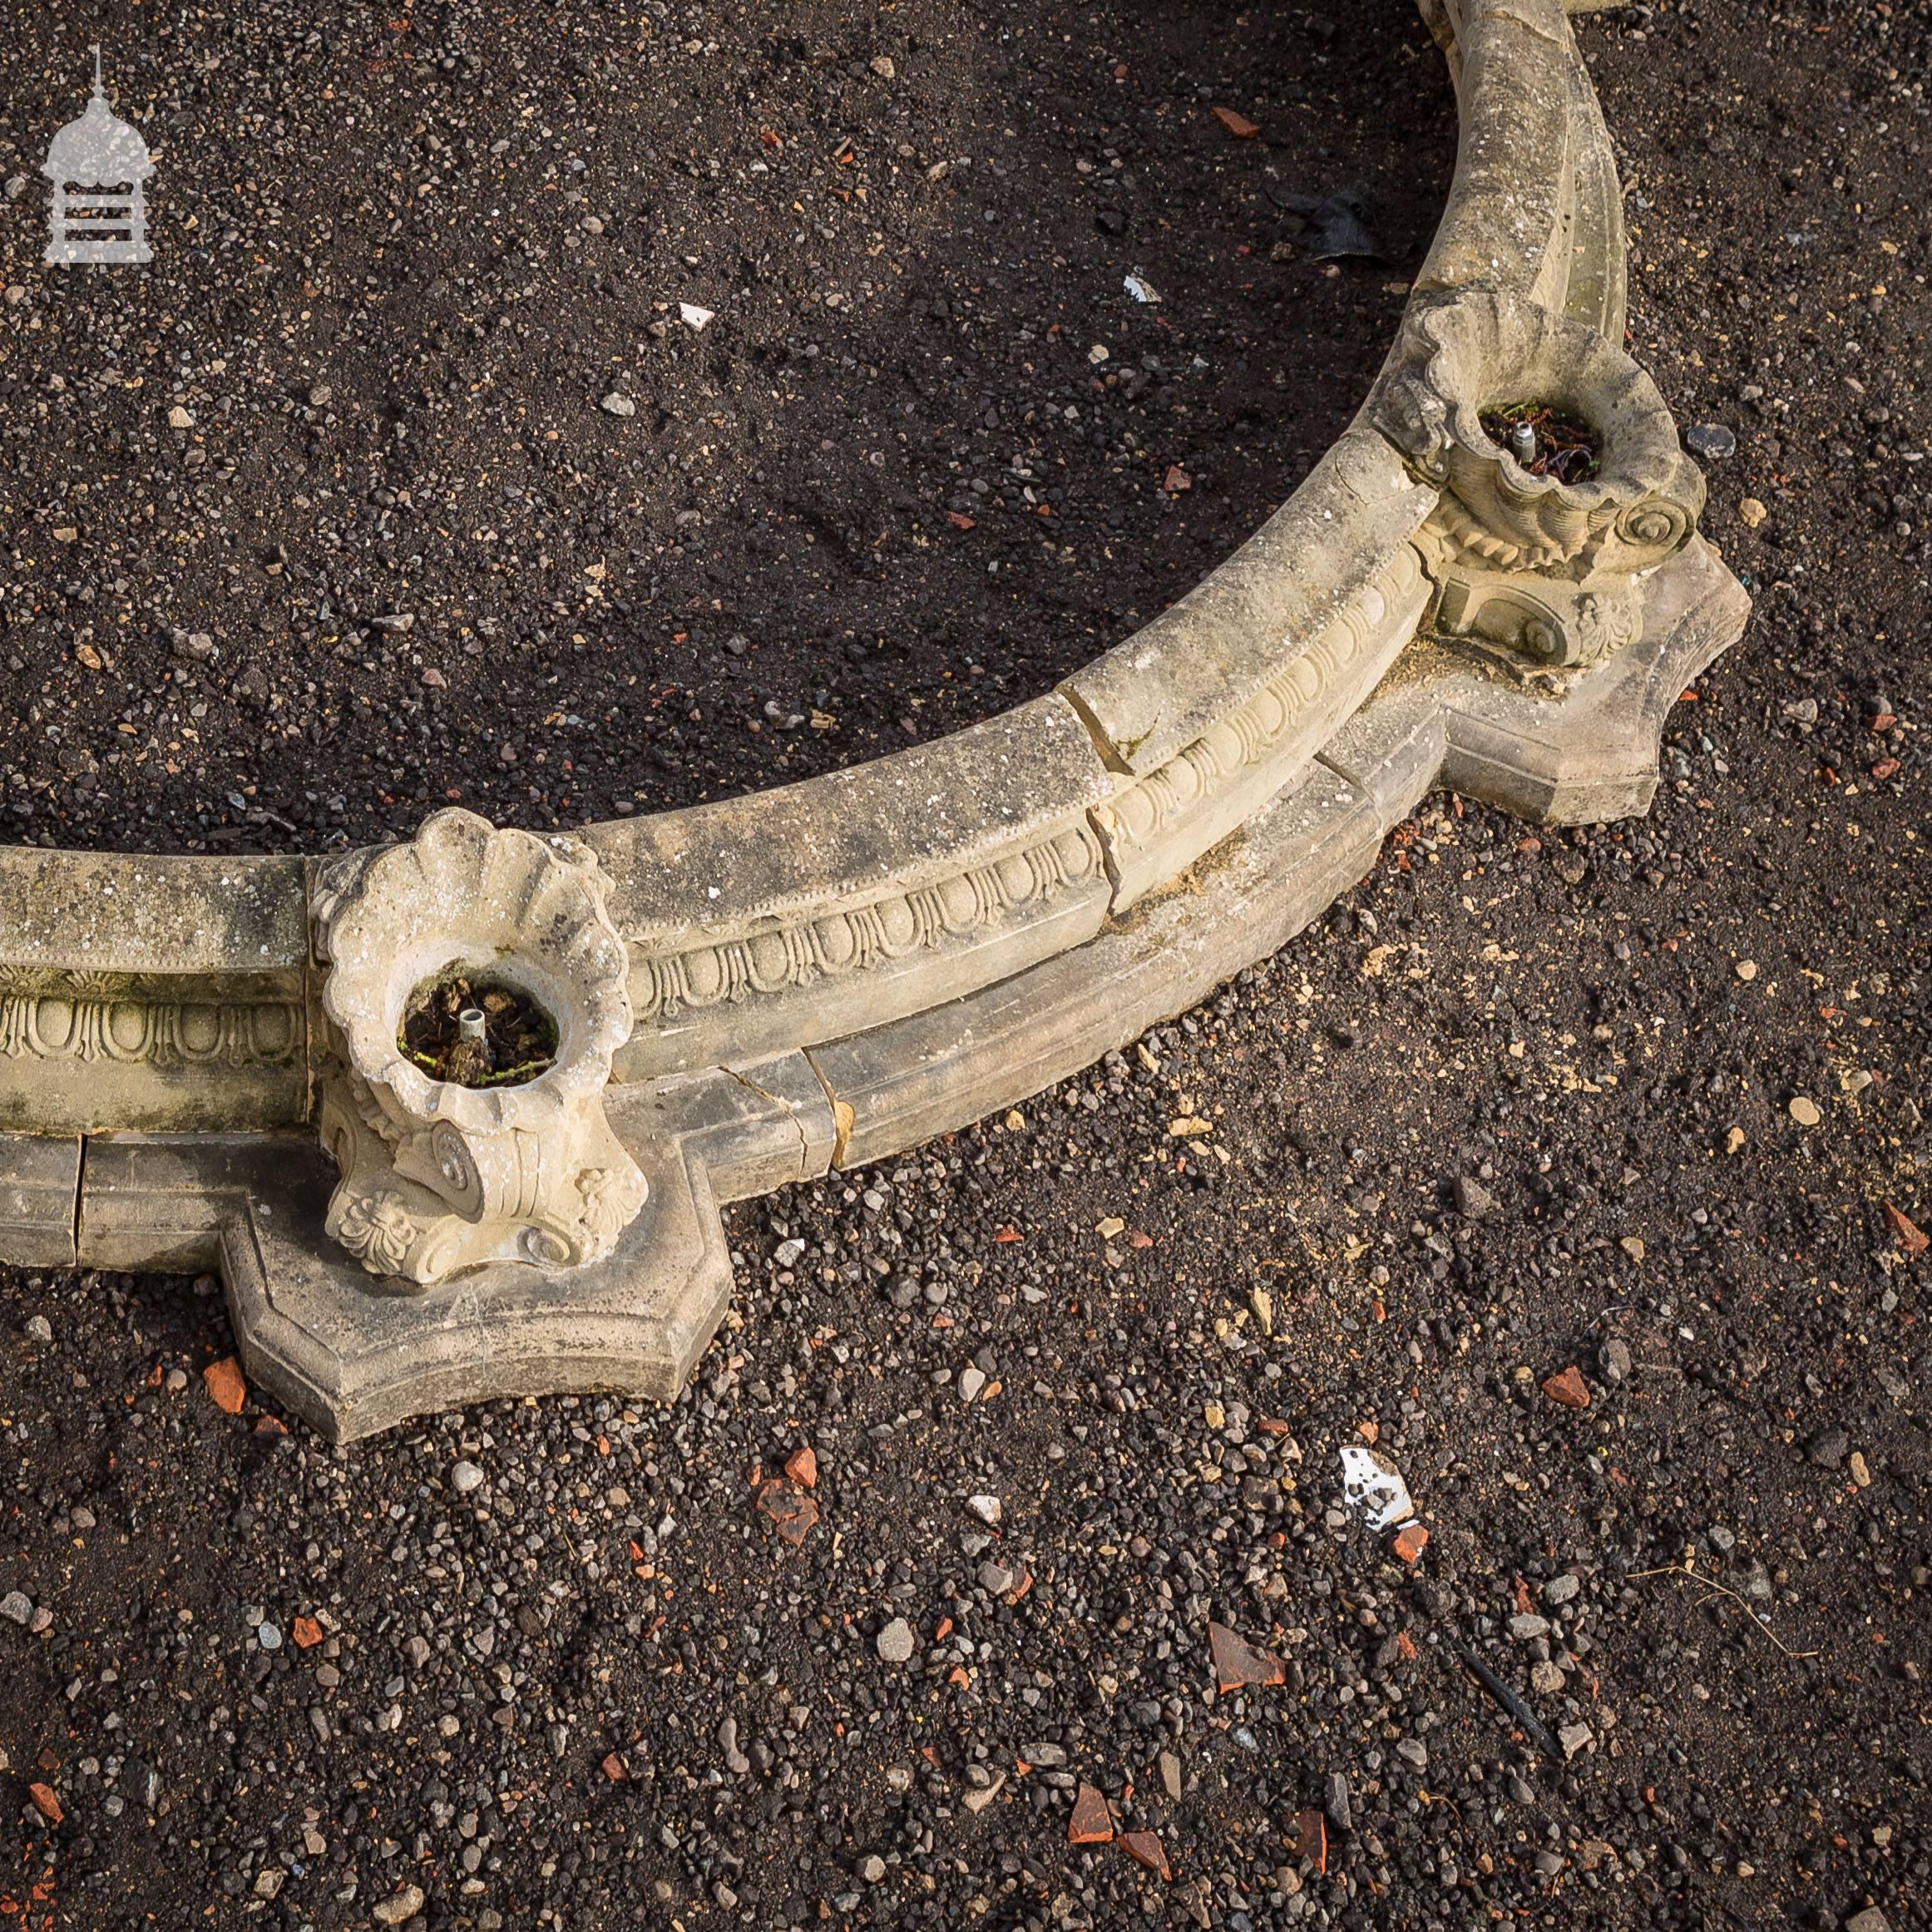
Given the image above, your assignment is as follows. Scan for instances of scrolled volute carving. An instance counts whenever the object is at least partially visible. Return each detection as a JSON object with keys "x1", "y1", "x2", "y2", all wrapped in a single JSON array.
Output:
[
  {"x1": 1371, "y1": 290, "x2": 1706, "y2": 668},
  {"x1": 313, "y1": 808, "x2": 645, "y2": 1288}
]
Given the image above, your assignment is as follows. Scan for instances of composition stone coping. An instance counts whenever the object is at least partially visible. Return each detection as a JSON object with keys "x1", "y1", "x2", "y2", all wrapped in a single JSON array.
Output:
[{"x1": 0, "y1": 0, "x2": 1750, "y2": 1439}]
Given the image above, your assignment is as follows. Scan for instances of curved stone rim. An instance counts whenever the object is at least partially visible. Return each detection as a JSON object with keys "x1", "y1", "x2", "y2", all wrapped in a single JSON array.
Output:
[
  {"x1": 2, "y1": 0, "x2": 1628, "y2": 1094},
  {"x1": 0, "y1": 1, "x2": 1753, "y2": 1440}
]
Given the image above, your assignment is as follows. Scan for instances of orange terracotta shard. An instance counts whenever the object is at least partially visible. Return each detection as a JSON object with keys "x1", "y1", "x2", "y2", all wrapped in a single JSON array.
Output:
[
  {"x1": 202, "y1": 1356, "x2": 246, "y2": 1415},
  {"x1": 755, "y1": 1478, "x2": 820, "y2": 1547},
  {"x1": 1068, "y1": 1782, "x2": 1114, "y2": 1846},
  {"x1": 1212, "y1": 106, "x2": 1260, "y2": 138},
  {"x1": 1292, "y1": 1808, "x2": 1327, "y2": 1874},
  {"x1": 27, "y1": 1783, "x2": 62, "y2": 1826},
  {"x1": 1391, "y1": 1522, "x2": 1430, "y2": 1564},
  {"x1": 1208, "y1": 1621, "x2": 1286, "y2": 1693},
  {"x1": 1119, "y1": 1831, "x2": 1170, "y2": 1880},
  {"x1": 1541, "y1": 1366, "x2": 1590, "y2": 1410},
  {"x1": 1883, "y1": 1200, "x2": 1929, "y2": 1255},
  {"x1": 784, "y1": 1446, "x2": 818, "y2": 1489},
  {"x1": 292, "y1": 1616, "x2": 324, "y2": 1650}
]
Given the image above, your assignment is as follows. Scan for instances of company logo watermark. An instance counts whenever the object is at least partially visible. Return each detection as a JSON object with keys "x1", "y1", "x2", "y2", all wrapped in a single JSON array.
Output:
[{"x1": 42, "y1": 46, "x2": 153, "y2": 265}]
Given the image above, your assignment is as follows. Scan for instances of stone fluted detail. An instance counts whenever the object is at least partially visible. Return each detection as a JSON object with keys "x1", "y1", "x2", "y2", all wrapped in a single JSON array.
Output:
[{"x1": 313, "y1": 809, "x2": 645, "y2": 1286}]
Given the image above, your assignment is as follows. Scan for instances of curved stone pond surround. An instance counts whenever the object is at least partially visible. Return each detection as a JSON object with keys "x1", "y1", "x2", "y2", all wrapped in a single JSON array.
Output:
[{"x1": 0, "y1": 0, "x2": 1749, "y2": 1440}]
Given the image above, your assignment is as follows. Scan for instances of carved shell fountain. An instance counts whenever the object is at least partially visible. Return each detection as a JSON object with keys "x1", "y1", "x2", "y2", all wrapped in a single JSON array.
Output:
[
  {"x1": 311, "y1": 808, "x2": 646, "y2": 1286},
  {"x1": 1372, "y1": 289, "x2": 1707, "y2": 668}
]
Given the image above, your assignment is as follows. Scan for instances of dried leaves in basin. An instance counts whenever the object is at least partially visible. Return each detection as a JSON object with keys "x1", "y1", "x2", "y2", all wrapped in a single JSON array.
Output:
[{"x1": 398, "y1": 976, "x2": 557, "y2": 1089}]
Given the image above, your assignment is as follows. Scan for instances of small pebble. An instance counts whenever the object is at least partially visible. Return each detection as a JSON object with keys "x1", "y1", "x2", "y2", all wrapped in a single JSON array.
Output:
[
  {"x1": 372, "y1": 1885, "x2": 426, "y2": 1925},
  {"x1": 875, "y1": 1618, "x2": 916, "y2": 1664},
  {"x1": 1682, "y1": 422, "x2": 1736, "y2": 458}
]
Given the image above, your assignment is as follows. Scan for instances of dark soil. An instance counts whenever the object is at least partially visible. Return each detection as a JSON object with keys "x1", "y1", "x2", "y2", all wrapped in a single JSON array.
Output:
[
  {"x1": 399, "y1": 977, "x2": 557, "y2": 1090},
  {"x1": 4, "y1": 7, "x2": 1932, "y2": 1932},
  {"x1": 0, "y1": 0, "x2": 1450, "y2": 857}
]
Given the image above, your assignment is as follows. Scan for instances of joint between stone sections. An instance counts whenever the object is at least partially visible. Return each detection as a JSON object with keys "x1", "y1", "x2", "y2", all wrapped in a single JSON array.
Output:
[
  {"x1": 72, "y1": 1133, "x2": 88, "y2": 1256},
  {"x1": 803, "y1": 1047, "x2": 854, "y2": 1169},
  {"x1": 1476, "y1": 5, "x2": 1566, "y2": 51}
]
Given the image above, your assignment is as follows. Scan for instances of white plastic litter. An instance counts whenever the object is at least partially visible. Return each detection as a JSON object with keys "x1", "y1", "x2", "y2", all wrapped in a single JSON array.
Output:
[
  {"x1": 1123, "y1": 272, "x2": 1161, "y2": 304},
  {"x1": 679, "y1": 302, "x2": 714, "y2": 331},
  {"x1": 1338, "y1": 1445, "x2": 1416, "y2": 1530}
]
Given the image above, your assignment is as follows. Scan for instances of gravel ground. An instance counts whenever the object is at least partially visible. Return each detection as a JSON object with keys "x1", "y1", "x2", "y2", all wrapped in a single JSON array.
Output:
[
  {"x1": 3, "y1": 4, "x2": 1932, "y2": 1932},
  {"x1": 0, "y1": 0, "x2": 1447, "y2": 852}
]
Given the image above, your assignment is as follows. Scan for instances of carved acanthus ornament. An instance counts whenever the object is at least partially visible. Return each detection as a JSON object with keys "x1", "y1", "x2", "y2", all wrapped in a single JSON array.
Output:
[{"x1": 1372, "y1": 291, "x2": 1705, "y2": 670}]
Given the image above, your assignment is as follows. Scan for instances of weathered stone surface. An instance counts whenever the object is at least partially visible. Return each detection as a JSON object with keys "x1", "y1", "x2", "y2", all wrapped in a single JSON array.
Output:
[
  {"x1": 72, "y1": 1055, "x2": 832, "y2": 1440},
  {"x1": 1555, "y1": 8, "x2": 1627, "y2": 340},
  {"x1": 809, "y1": 762, "x2": 1390, "y2": 1171},
  {"x1": 0, "y1": 968, "x2": 308, "y2": 1136},
  {"x1": 627, "y1": 1052, "x2": 838, "y2": 1202},
  {"x1": 0, "y1": 1133, "x2": 80, "y2": 1267},
  {"x1": 0, "y1": 850, "x2": 308, "y2": 1135},
  {"x1": 1091, "y1": 536, "x2": 1432, "y2": 911},
  {"x1": 1414, "y1": 0, "x2": 1576, "y2": 311},
  {"x1": 0, "y1": 850, "x2": 305, "y2": 976},
  {"x1": 592, "y1": 694, "x2": 1113, "y2": 1078},
  {"x1": 1436, "y1": 536, "x2": 1747, "y2": 824},
  {"x1": 1373, "y1": 289, "x2": 1704, "y2": 672},
  {"x1": 1062, "y1": 427, "x2": 1430, "y2": 778}
]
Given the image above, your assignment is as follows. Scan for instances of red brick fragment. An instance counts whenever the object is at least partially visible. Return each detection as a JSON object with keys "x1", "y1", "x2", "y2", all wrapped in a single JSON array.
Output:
[
  {"x1": 1542, "y1": 1366, "x2": 1590, "y2": 1409},
  {"x1": 785, "y1": 1446, "x2": 818, "y2": 1490},
  {"x1": 1212, "y1": 106, "x2": 1259, "y2": 138},
  {"x1": 1391, "y1": 1522, "x2": 1430, "y2": 1564},
  {"x1": 292, "y1": 1616, "x2": 324, "y2": 1650},
  {"x1": 754, "y1": 1478, "x2": 820, "y2": 1547},
  {"x1": 1208, "y1": 1620, "x2": 1286, "y2": 1693},
  {"x1": 1883, "y1": 1200, "x2": 1929, "y2": 1256},
  {"x1": 27, "y1": 1783, "x2": 61, "y2": 1826},
  {"x1": 202, "y1": 1356, "x2": 246, "y2": 1415},
  {"x1": 601, "y1": 1752, "x2": 627, "y2": 1781},
  {"x1": 1068, "y1": 1782, "x2": 1114, "y2": 1846},
  {"x1": 1292, "y1": 1809, "x2": 1327, "y2": 1874},
  {"x1": 1119, "y1": 1831, "x2": 1170, "y2": 1880}
]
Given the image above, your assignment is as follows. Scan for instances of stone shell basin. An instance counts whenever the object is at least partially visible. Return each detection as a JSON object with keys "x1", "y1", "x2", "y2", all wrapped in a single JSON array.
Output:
[
  {"x1": 1377, "y1": 289, "x2": 1706, "y2": 575},
  {"x1": 319, "y1": 809, "x2": 633, "y2": 1140},
  {"x1": 314, "y1": 809, "x2": 648, "y2": 1280}
]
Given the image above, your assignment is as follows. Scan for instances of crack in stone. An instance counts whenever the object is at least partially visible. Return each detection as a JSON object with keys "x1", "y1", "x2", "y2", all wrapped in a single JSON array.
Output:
[
  {"x1": 721, "y1": 1064, "x2": 812, "y2": 1175},
  {"x1": 1059, "y1": 684, "x2": 1137, "y2": 777},
  {"x1": 1476, "y1": 5, "x2": 1565, "y2": 52}
]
